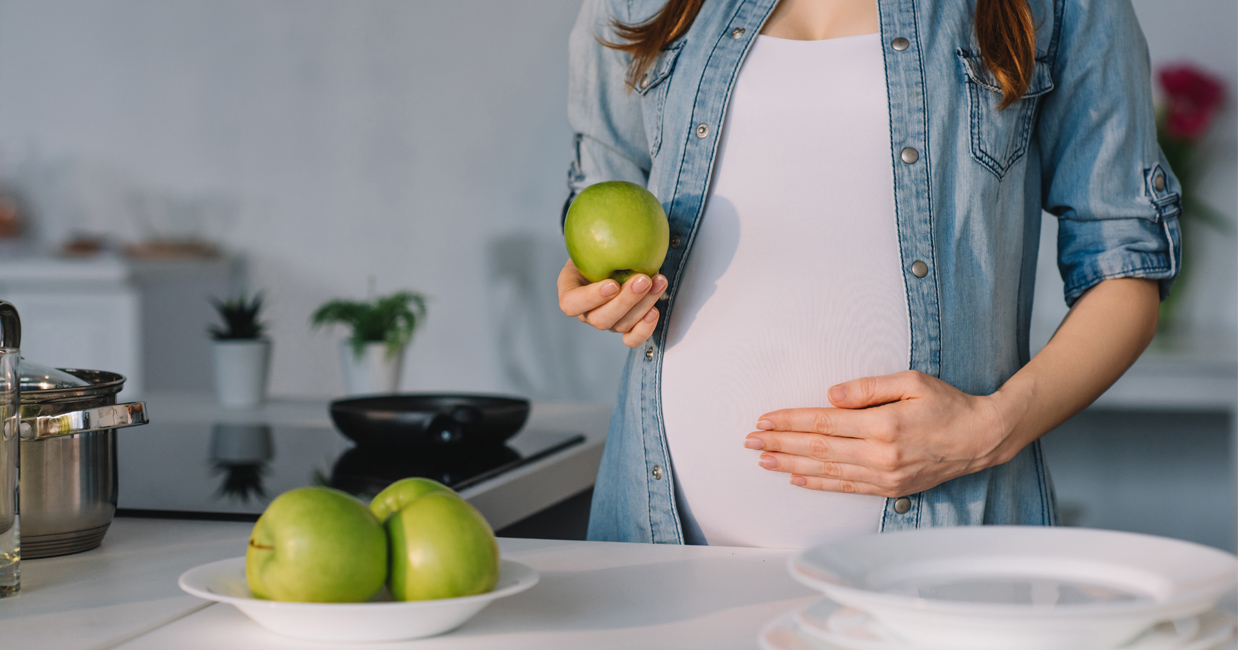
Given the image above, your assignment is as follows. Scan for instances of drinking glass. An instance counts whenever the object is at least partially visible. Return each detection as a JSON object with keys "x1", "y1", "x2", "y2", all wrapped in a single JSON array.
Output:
[{"x1": 0, "y1": 347, "x2": 18, "y2": 596}]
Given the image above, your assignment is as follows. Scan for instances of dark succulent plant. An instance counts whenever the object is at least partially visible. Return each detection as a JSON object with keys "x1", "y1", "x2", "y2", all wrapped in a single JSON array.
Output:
[
  {"x1": 209, "y1": 292, "x2": 266, "y2": 340},
  {"x1": 311, "y1": 291, "x2": 427, "y2": 360}
]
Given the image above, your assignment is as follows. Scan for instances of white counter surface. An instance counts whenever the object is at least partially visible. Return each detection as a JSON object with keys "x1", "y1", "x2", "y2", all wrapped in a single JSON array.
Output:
[
  {"x1": 6, "y1": 518, "x2": 1237, "y2": 650},
  {"x1": 2, "y1": 517, "x2": 817, "y2": 650}
]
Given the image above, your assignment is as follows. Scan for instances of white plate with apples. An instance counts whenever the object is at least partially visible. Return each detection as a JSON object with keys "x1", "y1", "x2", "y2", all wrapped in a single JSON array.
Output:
[{"x1": 179, "y1": 556, "x2": 539, "y2": 642}]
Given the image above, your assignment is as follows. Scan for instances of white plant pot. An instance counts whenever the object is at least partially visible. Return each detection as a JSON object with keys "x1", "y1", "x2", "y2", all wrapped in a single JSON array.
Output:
[
  {"x1": 340, "y1": 341, "x2": 405, "y2": 396},
  {"x1": 212, "y1": 339, "x2": 272, "y2": 409}
]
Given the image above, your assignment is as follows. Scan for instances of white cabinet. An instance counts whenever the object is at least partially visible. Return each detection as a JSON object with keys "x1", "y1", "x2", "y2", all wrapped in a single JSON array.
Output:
[
  {"x1": 0, "y1": 253, "x2": 240, "y2": 398},
  {"x1": 0, "y1": 254, "x2": 142, "y2": 395}
]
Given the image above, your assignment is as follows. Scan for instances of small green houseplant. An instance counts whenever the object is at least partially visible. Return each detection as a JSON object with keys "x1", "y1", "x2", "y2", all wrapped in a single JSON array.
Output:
[
  {"x1": 209, "y1": 292, "x2": 272, "y2": 408},
  {"x1": 311, "y1": 290, "x2": 427, "y2": 395}
]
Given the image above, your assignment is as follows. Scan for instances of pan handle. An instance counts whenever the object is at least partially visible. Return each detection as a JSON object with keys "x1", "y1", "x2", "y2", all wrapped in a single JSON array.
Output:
[
  {"x1": 425, "y1": 405, "x2": 484, "y2": 443},
  {"x1": 20, "y1": 402, "x2": 148, "y2": 441},
  {"x1": 448, "y1": 405, "x2": 483, "y2": 425}
]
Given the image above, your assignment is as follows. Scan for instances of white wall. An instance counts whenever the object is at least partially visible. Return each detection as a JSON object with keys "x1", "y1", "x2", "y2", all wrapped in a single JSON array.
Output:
[
  {"x1": 0, "y1": 0, "x2": 1232, "y2": 399},
  {"x1": 0, "y1": 0, "x2": 628, "y2": 400}
]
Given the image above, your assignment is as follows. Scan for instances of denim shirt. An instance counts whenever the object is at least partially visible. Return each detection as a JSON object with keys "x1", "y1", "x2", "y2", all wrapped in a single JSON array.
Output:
[{"x1": 565, "y1": 0, "x2": 1181, "y2": 544}]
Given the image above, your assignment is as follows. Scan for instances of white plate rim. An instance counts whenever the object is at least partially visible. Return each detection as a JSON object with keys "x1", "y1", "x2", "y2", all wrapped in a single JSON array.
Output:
[
  {"x1": 759, "y1": 607, "x2": 822, "y2": 650},
  {"x1": 792, "y1": 598, "x2": 1223, "y2": 650},
  {"x1": 792, "y1": 600, "x2": 907, "y2": 650},
  {"x1": 179, "y1": 556, "x2": 539, "y2": 610},
  {"x1": 788, "y1": 527, "x2": 1237, "y2": 619},
  {"x1": 765, "y1": 603, "x2": 1237, "y2": 650}
]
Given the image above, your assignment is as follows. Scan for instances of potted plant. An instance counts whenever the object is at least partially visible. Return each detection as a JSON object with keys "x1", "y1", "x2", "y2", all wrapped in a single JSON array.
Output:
[
  {"x1": 311, "y1": 290, "x2": 427, "y2": 395},
  {"x1": 209, "y1": 292, "x2": 271, "y2": 408}
]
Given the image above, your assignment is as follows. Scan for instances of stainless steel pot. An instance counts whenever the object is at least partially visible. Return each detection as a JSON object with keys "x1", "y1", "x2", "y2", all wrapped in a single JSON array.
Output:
[
  {"x1": 20, "y1": 368, "x2": 147, "y2": 558},
  {"x1": 0, "y1": 303, "x2": 149, "y2": 558}
]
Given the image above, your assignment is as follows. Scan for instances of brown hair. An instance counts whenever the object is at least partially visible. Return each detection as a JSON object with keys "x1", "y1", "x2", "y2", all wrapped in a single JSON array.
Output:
[{"x1": 603, "y1": 0, "x2": 1035, "y2": 110}]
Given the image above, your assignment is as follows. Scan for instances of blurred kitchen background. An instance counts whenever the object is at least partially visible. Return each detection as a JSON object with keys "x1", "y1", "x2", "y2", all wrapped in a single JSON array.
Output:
[{"x1": 0, "y1": 1, "x2": 1234, "y2": 549}]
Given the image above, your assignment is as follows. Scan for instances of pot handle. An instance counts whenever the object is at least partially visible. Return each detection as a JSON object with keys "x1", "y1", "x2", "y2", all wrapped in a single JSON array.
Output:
[
  {"x1": 0, "y1": 301, "x2": 19, "y2": 349},
  {"x1": 20, "y1": 402, "x2": 148, "y2": 441}
]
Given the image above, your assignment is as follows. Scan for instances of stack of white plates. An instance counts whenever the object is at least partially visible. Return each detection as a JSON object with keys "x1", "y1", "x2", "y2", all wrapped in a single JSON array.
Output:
[{"x1": 760, "y1": 527, "x2": 1238, "y2": 650}]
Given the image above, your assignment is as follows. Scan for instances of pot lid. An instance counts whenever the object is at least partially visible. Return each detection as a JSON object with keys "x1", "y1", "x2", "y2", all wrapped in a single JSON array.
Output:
[{"x1": 19, "y1": 358, "x2": 91, "y2": 391}]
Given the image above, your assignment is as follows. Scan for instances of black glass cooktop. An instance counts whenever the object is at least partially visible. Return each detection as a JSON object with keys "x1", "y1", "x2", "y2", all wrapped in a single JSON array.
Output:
[{"x1": 116, "y1": 419, "x2": 583, "y2": 521}]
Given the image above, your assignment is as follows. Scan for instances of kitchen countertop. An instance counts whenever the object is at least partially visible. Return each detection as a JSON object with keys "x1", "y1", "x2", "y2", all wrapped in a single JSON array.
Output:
[
  {"x1": 2, "y1": 517, "x2": 818, "y2": 650},
  {"x1": 1092, "y1": 329, "x2": 1238, "y2": 412},
  {"x1": 6, "y1": 520, "x2": 1236, "y2": 649}
]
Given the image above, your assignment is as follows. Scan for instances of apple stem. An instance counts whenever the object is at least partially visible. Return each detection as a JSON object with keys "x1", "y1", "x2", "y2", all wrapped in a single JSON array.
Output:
[{"x1": 248, "y1": 540, "x2": 274, "y2": 550}]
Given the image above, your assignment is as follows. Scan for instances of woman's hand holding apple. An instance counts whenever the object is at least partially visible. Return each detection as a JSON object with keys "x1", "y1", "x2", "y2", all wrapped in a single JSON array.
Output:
[
  {"x1": 559, "y1": 181, "x2": 671, "y2": 348},
  {"x1": 557, "y1": 259, "x2": 667, "y2": 348}
]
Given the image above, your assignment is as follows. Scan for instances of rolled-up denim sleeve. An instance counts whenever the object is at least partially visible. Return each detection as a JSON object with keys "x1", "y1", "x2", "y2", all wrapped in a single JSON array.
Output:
[
  {"x1": 1037, "y1": 0, "x2": 1181, "y2": 307},
  {"x1": 563, "y1": 0, "x2": 652, "y2": 228}
]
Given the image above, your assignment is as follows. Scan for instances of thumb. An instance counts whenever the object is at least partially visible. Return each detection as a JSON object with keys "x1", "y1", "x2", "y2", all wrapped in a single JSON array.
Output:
[{"x1": 828, "y1": 371, "x2": 920, "y2": 408}]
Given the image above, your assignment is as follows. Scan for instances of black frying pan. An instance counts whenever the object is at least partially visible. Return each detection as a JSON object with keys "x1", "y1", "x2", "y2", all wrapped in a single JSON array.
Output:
[{"x1": 329, "y1": 393, "x2": 530, "y2": 447}]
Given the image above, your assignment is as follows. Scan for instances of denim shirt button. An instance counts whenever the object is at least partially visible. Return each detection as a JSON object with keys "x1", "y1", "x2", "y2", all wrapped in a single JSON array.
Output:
[
  {"x1": 900, "y1": 147, "x2": 919, "y2": 164},
  {"x1": 894, "y1": 497, "x2": 912, "y2": 514},
  {"x1": 1154, "y1": 174, "x2": 1166, "y2": 191},
  {"x1": 645, "y1": 346, "x2": 655, "y2": 361},
  {"x1": 652, "y1": 465, "x2": 663, "y2": 480},
  {"x1": 891, "y1": 37, "x2": 910, "y2": 51},
  {"x1": 911, "y1": 261, "x2": 928, "y2": 278},
  {"x1": 670, "y1": 233, "x2": 682, "y2": 248},
  {"x1": 731, "y1": 27, "x2": 746, "y2": 39},
  {"x1": 696, "y1": 123, "x2": 710, "y2": 138}
]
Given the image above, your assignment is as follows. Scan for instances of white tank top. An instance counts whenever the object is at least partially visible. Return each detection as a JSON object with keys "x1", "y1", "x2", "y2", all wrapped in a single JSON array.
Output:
[{"x1": 661, "y1": 33, "x2": 911, "y2": 549}]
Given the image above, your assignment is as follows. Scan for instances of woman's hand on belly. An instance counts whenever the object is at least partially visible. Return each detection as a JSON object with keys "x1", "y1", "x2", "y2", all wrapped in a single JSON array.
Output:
[
  {"x1": 557, "y1": 259, "x2": 668, "y2": 348},
  {"x1": 741, "y1": 370, "x2": 1009, "y2": 498}
]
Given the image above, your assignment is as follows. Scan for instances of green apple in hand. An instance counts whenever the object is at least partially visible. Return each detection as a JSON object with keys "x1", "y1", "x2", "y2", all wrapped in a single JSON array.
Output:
[
  {"x1": 246, "y1": 487, "x2": 388, "y2": 602},
  {"x1": 370, "y1": 477, "x2": 453, "y2": 524},
  {"x1": 386, "y1": 492, "x2": 500, "y2": 601},
  {"x1": 564, "y1": 180, "x2": 670, "y2": 284}
]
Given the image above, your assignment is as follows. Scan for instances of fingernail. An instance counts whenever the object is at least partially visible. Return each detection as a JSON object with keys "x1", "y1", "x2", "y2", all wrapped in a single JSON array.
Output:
[
  {"x1": 743, "y1": 437, "x2": 764, "y2": 450},
  {"x1": 829, "y1": 385, "x2": 847, "y2": 402},
  {"x1": 643, "y1": 308, "x2": 658, "y2": 322},
  {"x1": 600, "y1": 281, "x2": 619, "y2": 297},
  {"x1": 758, "y1": 455, "x2": 777, "y2": 469},
  {"x1": 632, "y1": 275, "x2": 651, "y2": 292},
  {"x1": 791, "y1": 476, "x2": 807, "y2": 487},
  {"x1": 756, "y1": 419, "x2": 774, "y2": 430},
  {"x1": 653, "y1": 275, "x2": 668, "y2": 292}
]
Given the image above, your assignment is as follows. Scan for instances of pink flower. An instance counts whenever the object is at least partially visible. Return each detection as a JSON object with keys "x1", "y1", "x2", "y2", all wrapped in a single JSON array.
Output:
[{"x1": 1158, "y1": 65, "x2": 1226, "y2": 140}]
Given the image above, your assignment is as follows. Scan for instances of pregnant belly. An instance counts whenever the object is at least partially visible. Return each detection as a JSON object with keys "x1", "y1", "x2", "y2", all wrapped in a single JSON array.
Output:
[{"x1": 659, "y1": 201, "x2": 910, "y2": 549}]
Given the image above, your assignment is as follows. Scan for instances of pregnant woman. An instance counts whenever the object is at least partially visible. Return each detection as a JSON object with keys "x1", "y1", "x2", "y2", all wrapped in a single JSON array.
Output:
[{"x1": 558, "y1": 0, "x2": 1180, "y2": 547}]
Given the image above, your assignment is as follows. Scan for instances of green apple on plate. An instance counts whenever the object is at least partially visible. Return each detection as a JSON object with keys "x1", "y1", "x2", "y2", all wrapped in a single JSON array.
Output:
[
  {"x1": 564, "y1": 180, "x2": 670, "y2": 284},
  {"x1": 386, "y1": 491, "x2": 500, "y2": 601},
  {"x1": 246, "y1": 487, "x2": 387, "y2": 602},
  {"x1": 370, "y1": 477, "x2": 452, "y2": 524}
]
